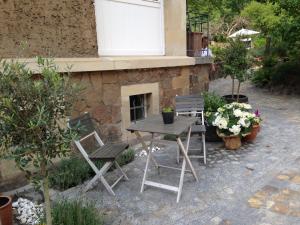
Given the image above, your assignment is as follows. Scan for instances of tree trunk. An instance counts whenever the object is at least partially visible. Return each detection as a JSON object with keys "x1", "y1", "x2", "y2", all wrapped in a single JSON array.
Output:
[
  {"x1": 231, "y1": 78, "x2": 235, "y2": 98},
  {"x1": 237, "y1": 81, "x2": 241, "y2": 103},
  {"x1": 41, "y1": 163, "x2": 52, "y2": 225}
]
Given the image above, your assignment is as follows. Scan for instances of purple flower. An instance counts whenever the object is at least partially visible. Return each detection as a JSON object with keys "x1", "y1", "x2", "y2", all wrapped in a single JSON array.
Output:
[{"x1": 255, "y1": 109, "x2": 260, "y2": 117}]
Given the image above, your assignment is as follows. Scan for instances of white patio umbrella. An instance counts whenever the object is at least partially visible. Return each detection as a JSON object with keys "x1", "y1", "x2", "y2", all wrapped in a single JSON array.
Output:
[{"x1": 228, "y1": 28, "x2": 260, "y2": 38}]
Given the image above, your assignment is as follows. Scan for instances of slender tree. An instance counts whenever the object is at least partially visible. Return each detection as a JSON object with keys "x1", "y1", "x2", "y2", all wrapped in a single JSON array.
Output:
[{"x1": 0, "y1": 57, "x2": 80, "y2": 225}]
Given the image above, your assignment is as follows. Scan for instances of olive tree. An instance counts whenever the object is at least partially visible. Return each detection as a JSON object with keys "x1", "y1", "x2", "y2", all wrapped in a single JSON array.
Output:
[{"x1": 0, "y1": 57, "x2": 79, "y2": 225}]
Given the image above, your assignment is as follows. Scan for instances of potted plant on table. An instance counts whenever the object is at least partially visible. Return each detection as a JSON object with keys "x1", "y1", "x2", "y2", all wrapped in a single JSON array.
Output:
[
  {"x1": 162, "y1": 107, "x2": 175, "y2": 124},
  {"x1": 244, "y1": 109, "x2": 262, "y2": 142},
  {"x1": 219, "y1": 39, "x2": 252, "y2": 103},
  {"x1": 203, "y1": 92, "x2": 226, "y2": 142},
  {"x1": 212, "y1": 102, "x2": 253, "y2": 150}
]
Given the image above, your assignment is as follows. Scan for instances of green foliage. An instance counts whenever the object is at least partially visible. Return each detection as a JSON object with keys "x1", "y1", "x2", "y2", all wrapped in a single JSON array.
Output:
[
  {"x1": 162, "y1": 107, "x2": 173, "y2": 113},
  {"x1": 49, "y1": 157, "x2": 91, "y2": 190},
  {"x1": 51, "y1": 200, "x2": 103, "y2": 225},
  {"x1": 241, "y1": 1, "x2": 280, "y2": 34},
  {"x1": 203, "y1": 92, "x2": 226, "y2": 126},
  {"x1": 251, "y1": 56, "x2": 278, "y2": 86},
  {"x1": 0, "y1": 57, "x2": 80, "y2": 225},
  {"x1": 203, "y1": 92, "x2": 226, "y2": 112},
  {"x1": 0, "y1": 58, "x2": 79, "y2": 182},
  {"x1": 220, "y1": 39, "x2": 252, "y2": 82},
  {"x1": 49, "y1": 149, "x2": 135, "y2": 190}
]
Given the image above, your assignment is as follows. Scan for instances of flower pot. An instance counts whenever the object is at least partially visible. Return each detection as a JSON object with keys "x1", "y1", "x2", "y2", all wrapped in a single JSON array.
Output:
[
  {"x1": 222, "y1": 94, "x2": 248, "y2": 103},
  {"x1": 244, "y1": 125, "x2": 260, "y2": 142},
  {"x1": 222, "y1": 136, "x2": 242, "y2": 150},
  {"x1": 162, "y1": 111, "x2": 174, "y2": 124},
  {"x1": 205, "y1": 125, "x2": 222, "y2": 142},
  {"x1": 0, "y1": 196, "x2": 13, "y2": 225}
]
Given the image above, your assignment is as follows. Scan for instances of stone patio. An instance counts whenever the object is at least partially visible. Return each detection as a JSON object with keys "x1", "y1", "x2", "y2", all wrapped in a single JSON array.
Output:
[{"x1": 58, "y1": 78, "x2": 300, "y2": 225}]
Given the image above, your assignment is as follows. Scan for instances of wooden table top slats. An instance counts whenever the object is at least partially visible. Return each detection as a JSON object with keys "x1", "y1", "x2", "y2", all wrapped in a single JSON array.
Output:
[{"x1": 127, "y1": 115, "x2": 197, "y2": 136}]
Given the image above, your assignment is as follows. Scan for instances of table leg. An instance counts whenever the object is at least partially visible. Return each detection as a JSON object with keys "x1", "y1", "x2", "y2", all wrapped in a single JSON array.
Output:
[
  {"x1": 176, "y1": 126, "x2": 192, "y2": 202},
  {"x1": 134, "y1": 131, "x2": 159, "y2": 169},
  {"x1": 140, "y1": 133, "x2": 155, "y2": 192},
  {"x1": 176, "y1": 128, "x2": 198, "y2": 182}
]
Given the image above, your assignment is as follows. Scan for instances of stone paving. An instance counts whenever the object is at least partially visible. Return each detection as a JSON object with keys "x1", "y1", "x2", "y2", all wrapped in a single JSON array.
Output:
[{"x1": 59, "y1": 78, "x2": 300, "y2": 225}]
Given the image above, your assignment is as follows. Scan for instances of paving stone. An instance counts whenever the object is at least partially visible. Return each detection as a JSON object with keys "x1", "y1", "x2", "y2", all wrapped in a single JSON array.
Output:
[{"x1": 55, "y1": 78, "x2": 300, "y2": 225}]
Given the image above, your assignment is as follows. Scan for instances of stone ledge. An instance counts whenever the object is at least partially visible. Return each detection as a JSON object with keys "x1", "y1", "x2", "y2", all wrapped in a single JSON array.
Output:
[
  {"x1": 3, "y1": 56, "x2": 204, "y2": 73},
  {"x1": 194, "y1": 56, "x2": 214, "y2": 65}
]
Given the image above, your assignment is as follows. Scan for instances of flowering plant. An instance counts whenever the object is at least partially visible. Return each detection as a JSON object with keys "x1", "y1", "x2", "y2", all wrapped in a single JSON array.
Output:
[
  {"x1": 212, "y1": 102, "x2": 256, "y2": 137},
  {"x1": 252, "y1": 109, "x2": 262, "y2": 125}
]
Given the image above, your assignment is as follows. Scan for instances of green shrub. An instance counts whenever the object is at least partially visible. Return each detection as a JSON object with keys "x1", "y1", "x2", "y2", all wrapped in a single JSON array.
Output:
[
  {"x1": 49, "y1": 148, "x2": 135, "y2": 190},
  {"x1": 251, "y1": 56, "x2": 278, "y2": 87},
  {"x1": 271, "y1": 61, "x2": 300, "y2": 86},
  {"x1": 51, "y1": 199, "x2": 103, "y2": 225},
  {"x1": 252, "y1": 58, "x2": 300, "y2": 89},
  {"x1": 49, "y1": 157, "x2": 91, "y2": 190},
  {"x1": 203, "y1": 92, "x2": 226, "y2": 112}
]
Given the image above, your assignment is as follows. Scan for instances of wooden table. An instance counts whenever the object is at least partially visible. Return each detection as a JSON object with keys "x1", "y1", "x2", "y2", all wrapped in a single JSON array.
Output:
[{"x1": 127, "y1": 115, "x2": 199, "y2": 202}]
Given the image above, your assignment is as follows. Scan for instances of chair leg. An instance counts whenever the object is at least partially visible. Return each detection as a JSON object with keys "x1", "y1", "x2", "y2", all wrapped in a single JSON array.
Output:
[
  {"x1": 202, "y1": 133, "x2": 207, "y2": 164},
  {"x1": 176, "y1": 148, "x2": 180, "y2": 164},
  {"x1": 84, "y1": 161, "x2": 113, "y2": 193},
  {"x1": 115, "y1": 161, "x2": 129, "y2": 180},
  {"x1": 100, "y1": 175, "x2": 116, "y2": 196}
]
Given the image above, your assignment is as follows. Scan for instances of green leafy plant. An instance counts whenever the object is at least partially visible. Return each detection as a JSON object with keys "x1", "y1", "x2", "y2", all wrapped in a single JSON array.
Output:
[
  {"x1": 162, "y1": 107, "x2": 173, "y2": 113},
  {"x1": 219, "y1": 39, "x2": 252, "y2": 101},
  {"x1": 203, "y1": 92, "x2": 226, "y2": 113},
  {"x1": 203, "y1": 92, "x2": 226, "y2": 126},
  {"x1": 0, "y1": 57, "x2": 80, "y2": 225},
  {"x1": 49, "y1": 149, "x2": 135, "y2": 190},
  {"x1": 51, "y1": 199, "x2": 103, "y2": 225}
]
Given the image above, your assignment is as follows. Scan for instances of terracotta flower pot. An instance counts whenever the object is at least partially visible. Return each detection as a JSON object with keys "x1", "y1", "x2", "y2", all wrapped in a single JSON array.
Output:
[
  {"x1": 244, "y1": 125, "x2": 260, "y2": 142},
  {"x1": 222, "y1": 136, "x2": 242, "y2": 150},
  {"x1": 0, "y1": 196, "x2": 13, "y2": 225}
]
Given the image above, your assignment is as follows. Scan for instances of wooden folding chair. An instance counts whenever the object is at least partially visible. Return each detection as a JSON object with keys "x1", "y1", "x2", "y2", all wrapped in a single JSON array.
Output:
[
  {"x1": 175, "y1": 95, "x2": 207, "y2": 164},
  {"x1": 68, "y1": 112, "x2": 129, "y2": 196}
]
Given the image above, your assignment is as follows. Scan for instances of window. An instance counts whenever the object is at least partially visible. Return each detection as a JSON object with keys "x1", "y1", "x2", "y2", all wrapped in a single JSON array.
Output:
[
  {"x1": 94, "y1": 0, "x2": 165, "y2": 56},
  {"x1": 130, "y1": 94, "x2": 150, "y2": 122}
]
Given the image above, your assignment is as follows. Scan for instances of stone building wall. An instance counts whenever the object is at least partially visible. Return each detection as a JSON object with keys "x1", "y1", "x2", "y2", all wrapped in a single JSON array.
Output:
[
  {"x1": 0, "y1": 0, "x2": 98, "y2": 57},
  {"x1": 72, "y1": 64, "x2": 210, "y2": 142},
  {"x1": 0, "y1": 63, "x2": 209, "y2": 191}
]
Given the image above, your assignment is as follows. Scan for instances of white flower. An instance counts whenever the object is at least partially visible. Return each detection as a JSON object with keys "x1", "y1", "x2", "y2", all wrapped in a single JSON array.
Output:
[
  {"x1": 229, "y1": 125, "x2": 241, "y2": 135},
  {"x1": 242, "y1": 103, "x2": 252, "y2": 110},
  {"x1": 238, "y1": 118, "x2": 250, "y2": 128},
  {"x1": 233, "y1": 109, "x2": 243, "y2": 117},
  {"x1": 225, "y1": 104, "x2": 233, "y2": 109},
  {"x1": 213, "y1": 116, "x2": 228, "y2": 129},
  {"x1": 217, "y1": 107, "x2": 225, "y2": 113}
]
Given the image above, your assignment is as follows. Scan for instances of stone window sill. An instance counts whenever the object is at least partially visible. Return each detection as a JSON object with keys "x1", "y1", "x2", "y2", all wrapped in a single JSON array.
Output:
[{"x1": 4, "y1": 56, "x2": 212, "y2": 73}]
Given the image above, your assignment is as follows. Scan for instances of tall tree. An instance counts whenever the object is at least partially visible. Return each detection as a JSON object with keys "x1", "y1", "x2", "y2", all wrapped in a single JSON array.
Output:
[{"x1": 0, "y1": 58, "x2": 79, "y2": 225}]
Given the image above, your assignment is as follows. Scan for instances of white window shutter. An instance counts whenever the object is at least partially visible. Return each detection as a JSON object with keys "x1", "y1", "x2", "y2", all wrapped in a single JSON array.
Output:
[{"x1": 95, "y1": 0, "x2": 165, "y2": 56}]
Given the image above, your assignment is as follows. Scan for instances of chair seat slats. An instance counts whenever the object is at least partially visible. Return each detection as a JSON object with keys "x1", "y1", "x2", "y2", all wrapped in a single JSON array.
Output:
[{"x1": 89, "y1": 143, "x2": 129, "y2": 160}]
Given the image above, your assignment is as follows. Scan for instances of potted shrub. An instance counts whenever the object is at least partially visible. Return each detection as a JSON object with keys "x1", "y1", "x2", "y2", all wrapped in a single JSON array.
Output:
[
  {"x1": 203, "y1": 92, "x2": 226, "y2": 142},
  {"x1": 212, "y1": 102, "x2": 253, "y2": 150},
  {"x1": 162, "y1": 107, "x2": 175, "y2": 124},
  {"x1": 0, "y1": 196, "x2": 12, "y2": 225},
  {"x1": 219, "y1": 39, "x2": 252, "y2": 103},
  {"x1": 244, "y1": 109, "x2": 262, "y2": 142}
]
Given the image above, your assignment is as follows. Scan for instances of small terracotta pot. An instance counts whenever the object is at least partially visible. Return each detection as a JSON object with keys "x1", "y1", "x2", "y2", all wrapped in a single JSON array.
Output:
[
  {"x1": 244, "y1": 125, "x2": 260, "y2": 142},
  {"x1": 222, "y1": 136, "x2": 242, "y2": 150},
  {"x1": 0, "y1": 196, "x2": 13, "y2": 225}
]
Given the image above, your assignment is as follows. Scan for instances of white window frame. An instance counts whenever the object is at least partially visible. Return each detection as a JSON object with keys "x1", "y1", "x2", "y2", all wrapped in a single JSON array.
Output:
[{"x1": 94, "y1": 0, "x2": 165, "y2": 56}]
